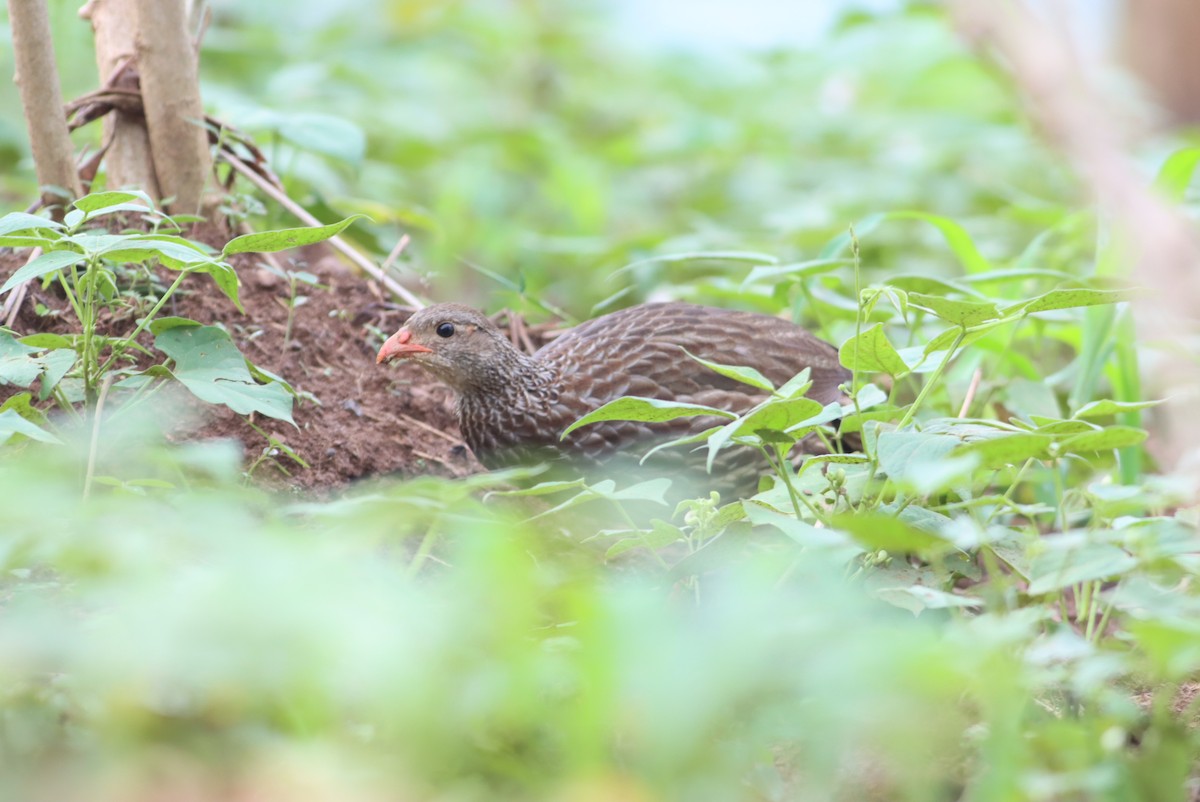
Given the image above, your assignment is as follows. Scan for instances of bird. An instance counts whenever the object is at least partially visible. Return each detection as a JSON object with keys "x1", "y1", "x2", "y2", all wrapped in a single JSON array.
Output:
[{"x1": 376, "y1": 302, "x2": 851, "y2": 497}]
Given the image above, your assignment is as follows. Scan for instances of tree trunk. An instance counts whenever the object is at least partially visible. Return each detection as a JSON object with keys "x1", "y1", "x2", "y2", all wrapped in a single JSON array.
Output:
[
  {"x1": 7, "y1": 0, "x2": 84, "y2": 212},
  {"x1": 80, "y1": 0, "x2": 161, "y2": 198},
  {"x1": 1121, "y1": 0, "x2": 1200, "y2": 126},
  {"x1": 79, "y1": 0, "x2": 213, "y2": 216},
  {"x1": 135, "y1": 0, "x2": 212, "y2": 216}
]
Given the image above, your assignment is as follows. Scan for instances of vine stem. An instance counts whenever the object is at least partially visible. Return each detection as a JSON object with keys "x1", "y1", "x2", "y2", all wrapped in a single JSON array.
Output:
[
  {"x1": 83, "y1": 373, "x2": 114, "y2": 499},
  {"x1": 895, "y1": 329, "x2": 966, "y2": 431},
  {"x1": 97, "y1": 269, "x2": 189, "y2": 376},
  {"x1": 405, "y1": 524, "x2": 441, "y2": 580}
]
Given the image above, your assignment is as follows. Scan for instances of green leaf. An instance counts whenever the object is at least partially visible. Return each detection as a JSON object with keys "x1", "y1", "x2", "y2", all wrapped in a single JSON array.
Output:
[
  {"x1": 1072, "y1": 399, "x2": 1164, "y2": 419},
  {"x1": 0, "y1": 331, "x2": 43, "y2": 387},
  {"x1": 73, "y1": 189, "x2": 154, "y2": 213},
  {"x1": 774, "y1": 368, "x2": 813, "y2": 400},
  {"x1": 193, "y1": 262, "x2": 244, "y2": 312},
  {"x1": 923, "y1": 324, "x2": 998, "y2": 356},
  {"x1": 1010, "y1": 288, "x2": 1136, "y2": 315},
  {"x1": 0, "y1": 250, "x2": 87, "y2": 294},
  {"x1": 906, "y1": 292, "x2": 1000, "y2": 327},
  {"x1": 683, "y1": 349, "x2": 775, "y2": 392},
  {"x1": 0, "y1": 212, "x2": 62, "y2": 237},
  {"x1": 18, "y1": 332, "x2": 71, "y2": 349},
  {"x1": 953, "y1": 433, "x2": 1054, "y2": 467},
  {"x1": 839, "y1": 323, "x2": 909, "y2": 376},
  {"x1": 797, "y1": 453, "x2": 871, "y2": 476},
  {"x1": 744, "y1": 501, "x2": 860, "y2": 552},
  {"x1": 876, "y1": 431, "x2": 974, "y2": 493},
  {"x1": 604, "y1": 520, "x2": 685, "y2": 559},
  {"x1": 561, "y1": 397, "x2": 735, "y2": 439},
  {"x1": 1027, "y1": 539, "x2": 1138, "y2": 595},
  {"x1": 0, "y1": 407, "x2": 61, "y2": 445},
  {"x1": 1055, "y1": 426, "x2": 1147, "y2": 454},
  {"x1": 155, "y1": 325, "x2": 295, "y2": 423},
  {"x1": 148, "y1": 316, "x2": 202, "y2": 336},
  {"x1": 38, "y1": 349, "x2": 76, "y2": 397},
  {"x1": 222, "y1": 215, "x2": 365, "y2": 256},
  {"x1": 832, "y1": 511, "x2": 955, "y2": 559},
  {"x1": 874, "y1": 586, "x2": 983, "y2": 614}
]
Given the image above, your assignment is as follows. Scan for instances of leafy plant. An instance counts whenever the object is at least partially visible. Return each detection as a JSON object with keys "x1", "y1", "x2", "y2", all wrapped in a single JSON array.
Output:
[{"x1": 0, "y1": 191, "x2": 360, "y2": 443}]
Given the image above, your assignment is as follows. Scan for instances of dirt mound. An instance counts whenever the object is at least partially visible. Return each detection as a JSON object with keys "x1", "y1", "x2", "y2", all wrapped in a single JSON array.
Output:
[{"x1": 1, "y1": 231, "x2": 481, "y2": 489}]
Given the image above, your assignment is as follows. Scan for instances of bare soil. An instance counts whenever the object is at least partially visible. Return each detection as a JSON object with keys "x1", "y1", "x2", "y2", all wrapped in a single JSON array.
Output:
[{"x1": 0, "y1": 227, "x2": 482, "y2": 490}]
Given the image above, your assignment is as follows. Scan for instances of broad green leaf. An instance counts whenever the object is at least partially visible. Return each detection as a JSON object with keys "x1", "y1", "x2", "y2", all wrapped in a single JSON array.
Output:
[
  {"x1": 854, "y1": 383, "x2": 889, "y2": 410},
  {"x1": 744, "y1": 501, "x2": 860, "y2": 552},
  {"x1": 193, "y1": 262, "x2": 244, "y2": 312},
  {"x1": 738, "y1": 397, "x2": 825, "y2": 437},
  {"x1": 73, "y1": 189, "x2": 154, "y2": 213},
  {"x1": 222, "y1": 215, "x2": 365, "y2": 255},
  {"x1": 953, "y1": 433, "x2": 1054, "y2": 467},
  {"x1": 38, "y1": 349, "x2": 76, "y2": 397},
  {"x1": 875, "y1": 586, "x2": 983, "y2": 614},
  {"x1": 839, "y1": 323, "x2": 909, "y2": 376},
  {"x1": 1027, "y1": 540, "x2": 1138, "y2": 595},
  {"x1": 797, "y1": 453, "x2": 871, "y2": 476},
  {"x1": 562, "y1": 397, "x2": 735, "y2": 439},
  {"x1": 1073, "y1": 399, "x2": 1164, "y2": 419},
  {"x1": 0, "y1": 331, "x2": 43, "y2": 387},
  {"x1": 876, "y1": 431, "x2": 970, "y2": 492},
  {"x1": 103, "y1": 239, "x2": 214, "y2": 266},
  {"x1": 148, "y1": 316, "x2": 202, "y2": 336},
  {"x1": 0, "y1": 250, "x2": 87, "y2": 294},
  {"x1": 1055, "y1": 426, "x2": 1147, "y2": 454},
  {"x1": 0, "y1": 407, "x2": 61, "y2": 445},
  {"x1": 907, "y1": 292, "x2": 999, "y2": 327},
  {"x1": 604, "y1": 520, "x2": 685, "y2": 560},
  {"x1": 18, "y1": 332, "x2": 71, "y2": 349},
  {"x1": 684, "y1": 349, "x2": 775, "y2": 392},
  {"x1": 923, "y1": 324, "x2": 999, "y2": 356},
  {"x1": 705, "y1": 397, "x2": 825, "y2": 470},
  {"x1": 486, "y1": 479, "x2": 587, "y2": 498},
  {"x1": 0, "y1": 212, "x2": 62, "y2": 237},
  {"x1": 1033, "y1": 420, "x2": 1096, "y2": 437},
  {"x1": 832, "y1": 511, "x2": 955, "y2": 559},
  {"x1": 155, "y1": 325, "x2": 294, "y2": 423},
  {"x1": 774, "y1": 368, "x2": 813, "y2": 400},
  {"x1": 1010, "y1": 288, "x2": 1135, "y2": 315}
]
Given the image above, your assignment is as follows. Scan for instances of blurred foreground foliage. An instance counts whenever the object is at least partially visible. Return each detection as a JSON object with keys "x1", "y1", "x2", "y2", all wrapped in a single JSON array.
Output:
[
  {"x1": 3, "y1": 421, "x2": 1198, "y2": 801},
  {"x1": 3, "y1": 1, "x2": 1200, "y2": 800}
]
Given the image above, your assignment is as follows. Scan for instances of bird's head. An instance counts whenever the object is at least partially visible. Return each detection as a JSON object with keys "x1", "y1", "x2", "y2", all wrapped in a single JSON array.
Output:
[{"x1": 376, "y1": 303, "x2": 521, "y2": 394}]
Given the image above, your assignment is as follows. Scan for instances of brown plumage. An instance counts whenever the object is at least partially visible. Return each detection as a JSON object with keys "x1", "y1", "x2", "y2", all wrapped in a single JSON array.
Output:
[{"x1": 377, "y1": 302, "x2": 851, "y2": 495}]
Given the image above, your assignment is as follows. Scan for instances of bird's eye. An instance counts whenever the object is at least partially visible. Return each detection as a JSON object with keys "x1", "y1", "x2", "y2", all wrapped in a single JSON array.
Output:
[{"x1": 436, "y1": 322, "x2": 455, "y2": 338}]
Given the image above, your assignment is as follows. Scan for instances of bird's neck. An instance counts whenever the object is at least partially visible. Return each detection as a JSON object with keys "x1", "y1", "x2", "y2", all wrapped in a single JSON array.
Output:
[
  {"x1": 464, "y1": 347, "x2": 551, "y2": 394},
  {"x1": 456, "y1": 351, "x2": 561, "y2": 463}
]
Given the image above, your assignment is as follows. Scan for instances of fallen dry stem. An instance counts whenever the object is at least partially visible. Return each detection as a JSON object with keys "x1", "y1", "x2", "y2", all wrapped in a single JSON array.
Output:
[{"x1": 221, "y1": 151, "x2": 424, "y2": 308}]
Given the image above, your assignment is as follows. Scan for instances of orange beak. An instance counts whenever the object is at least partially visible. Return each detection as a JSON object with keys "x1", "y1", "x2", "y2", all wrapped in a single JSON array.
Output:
[{"x1": 376, "y1": 328, "x2": 433, "y2": 364}]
